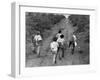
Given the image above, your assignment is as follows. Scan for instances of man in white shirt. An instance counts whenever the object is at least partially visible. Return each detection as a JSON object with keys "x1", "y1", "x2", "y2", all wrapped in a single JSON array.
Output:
[
  {"x1": 34, "y1": 33, "x2": 42, "y2": 45},
  {"x1": 69, "y1": 34, "x2": 77, "y2": 55},
  {"x1": 56, "y1": 30, "x2": 62, "y2": 39},
  {"x1": 32, "y1": 32, "x2": 42, "y2": 56},
  {"x1": 73, "y1": 35, "x2": 77, "y2": 46},
  {"x1": 50, "y1": 37, "x2": 59, "y2": 64},
  {"x1": 57, "y1": 34, "x2": 65, "y2": 59},
  {"x1": 57, "y1": 35, "x2": 65, "y2": 45}
]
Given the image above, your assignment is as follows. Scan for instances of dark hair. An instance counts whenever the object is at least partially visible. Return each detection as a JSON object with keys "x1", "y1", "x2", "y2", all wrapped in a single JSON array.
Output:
[
  {"x1": 58, "y1": 30, "x2": 61, "y2": 33},
  {"x1": 36, "y1": 31, "x2": 40, "y2": 35},
  {"x1": 60, "y1": 34, "x2": 64, "y2": 38},
  {"x1": 53, "y1": 37, "x2": 58, "y2": 41}
]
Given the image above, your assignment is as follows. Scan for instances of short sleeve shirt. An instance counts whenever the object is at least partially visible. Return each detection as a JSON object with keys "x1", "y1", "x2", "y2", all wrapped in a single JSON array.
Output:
[
  {"x1": 73, "y1": 35, "x2": 77, "y2": 41},
  {"x1": 56, "y1": 33, "x2": 62, "y2": 38},
  {"x1": 57, "y1": 38, "x2": 65, "y2": 45},
  {"x1": 50, "y1": 42, "x2": 59, "y2": 52},
  {"x1": 34, "y1": 35, "x2": 42, "y2": 41}
]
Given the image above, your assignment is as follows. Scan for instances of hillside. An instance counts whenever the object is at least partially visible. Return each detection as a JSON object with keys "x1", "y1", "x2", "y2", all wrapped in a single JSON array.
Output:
[{"x1": 26, "y1": 13, "x2": 89, "y2": 67}]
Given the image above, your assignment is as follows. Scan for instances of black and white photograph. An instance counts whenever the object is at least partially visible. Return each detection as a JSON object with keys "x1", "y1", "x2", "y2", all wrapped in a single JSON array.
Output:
[{"x1": 25, "y1": 12, "x2": 90, "y2": 67}]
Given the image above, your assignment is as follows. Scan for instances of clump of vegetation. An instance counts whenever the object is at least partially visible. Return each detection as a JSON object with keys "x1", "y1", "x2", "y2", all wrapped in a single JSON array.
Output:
[
  {"x1": 26, "y1": 12, "x2": 65, "y2": 39},
  {"x1": 68, "y1": 15, "x2": 89, "y2": 43}
]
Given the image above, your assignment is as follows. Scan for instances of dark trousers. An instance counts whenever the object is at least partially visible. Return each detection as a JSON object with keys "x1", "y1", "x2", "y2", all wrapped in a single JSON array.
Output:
[
  {"x1": 58, "y1": 46, "x2": 64, "y2": 59},
  {"x1": 69, "y1": 41, "x2": 75, "y2": 55}
]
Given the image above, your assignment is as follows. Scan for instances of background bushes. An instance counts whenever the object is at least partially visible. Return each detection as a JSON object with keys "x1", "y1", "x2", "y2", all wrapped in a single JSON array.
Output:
[
  {"x1": 26, "y1": 12, "x2": 65, "y2": 39},
  {"x1": 68, "y1": 15, "x2": 89, "y2": 43}
]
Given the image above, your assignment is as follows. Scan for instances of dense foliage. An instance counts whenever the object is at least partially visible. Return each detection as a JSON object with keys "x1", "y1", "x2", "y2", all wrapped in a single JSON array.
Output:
[
  {"x1": 68, "y1": 15, "x2": 89, "y2": 43},
  {"x1": 26, "y1": 12, "x2": 65, "y2": 38},
  {"x1": 68, "y1": 15, "x2": 89, "y2": 33}
]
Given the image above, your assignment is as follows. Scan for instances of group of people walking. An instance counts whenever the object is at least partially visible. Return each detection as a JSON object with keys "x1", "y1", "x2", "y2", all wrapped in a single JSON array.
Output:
[
  {"x1": 50, "y1": 30, "x2": 65, "y2": 64},
  {"x1": 31, "y1": 30, "x2": 77, "y2": 64}
]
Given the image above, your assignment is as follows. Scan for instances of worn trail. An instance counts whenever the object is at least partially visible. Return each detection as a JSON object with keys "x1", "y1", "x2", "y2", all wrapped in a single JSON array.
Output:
[{"x1": 26, "y1": 18, "x2": 82, "y2": 67}]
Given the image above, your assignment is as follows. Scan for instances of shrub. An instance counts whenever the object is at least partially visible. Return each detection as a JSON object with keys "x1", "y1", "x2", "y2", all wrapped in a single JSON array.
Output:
[{"x1": 26, "y1": 12, "x2": 65, "y2": 39}]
